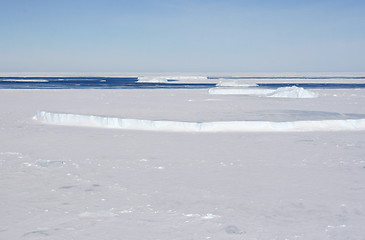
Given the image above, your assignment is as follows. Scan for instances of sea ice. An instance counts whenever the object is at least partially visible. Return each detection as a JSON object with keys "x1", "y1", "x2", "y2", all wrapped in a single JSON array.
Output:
[{"x1": 2, "y1": 80, "x2": 365, "y2": 240}]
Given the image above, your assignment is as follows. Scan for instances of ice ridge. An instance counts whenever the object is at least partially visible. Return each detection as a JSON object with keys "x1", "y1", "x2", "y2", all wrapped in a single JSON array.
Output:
[{"x1": 34, "y1": 111, "x2": 365, "y2": 132}]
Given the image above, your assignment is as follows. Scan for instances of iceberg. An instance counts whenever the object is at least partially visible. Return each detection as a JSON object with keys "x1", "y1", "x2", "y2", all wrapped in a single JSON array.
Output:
[{"x1": 34, "y1": 111, "x2": 365, "y2": 132}]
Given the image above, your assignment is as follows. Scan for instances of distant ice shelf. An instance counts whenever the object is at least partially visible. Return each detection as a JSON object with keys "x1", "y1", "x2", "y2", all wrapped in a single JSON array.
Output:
[
  {"x1": 137, "y1": 76, "x2": 208, "y2": 83},
  {"x1": 216, "y1": 80, "x2": 258, "y2": 87},
  {"x1": 1, "y1": 79, "x2": 49, "y2": 82},
  {"x1": 137, "y1": 77, "x2": 169, "y2": 83},
  {"x1": 34, "y1": 111, "x2": 365, "y2": 132}
]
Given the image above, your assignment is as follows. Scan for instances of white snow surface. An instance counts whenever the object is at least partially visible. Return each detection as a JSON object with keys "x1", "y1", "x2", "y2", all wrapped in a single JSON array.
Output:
[
  {"x1": 208, "y1": 87, "x2": 275, "y2": 95},
  {"x1": 34, "y1": 111, "x2": 365, "y2": 132},
  {"x1": 268, "y1": 86, "x2": 319, "y2": 98},
  {"x1": 1, "y1": 84, "x2": 365, "y2": 240}
]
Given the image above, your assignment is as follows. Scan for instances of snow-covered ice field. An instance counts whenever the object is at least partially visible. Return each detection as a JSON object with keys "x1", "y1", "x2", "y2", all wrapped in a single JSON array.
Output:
[{"x1": 1, "y1": 74, "x2": 365, "y2": 239}]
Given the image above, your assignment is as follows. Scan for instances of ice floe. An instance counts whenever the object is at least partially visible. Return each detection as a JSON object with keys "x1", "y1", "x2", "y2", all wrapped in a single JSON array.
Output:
[{"x1": 34, "y1": 111, "x2": 365, "y2": 132}]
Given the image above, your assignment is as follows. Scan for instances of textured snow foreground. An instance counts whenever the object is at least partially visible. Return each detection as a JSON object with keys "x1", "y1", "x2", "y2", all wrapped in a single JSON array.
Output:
[{"x1": 1, "y1": 87, "x2": 365, "y2": 240}]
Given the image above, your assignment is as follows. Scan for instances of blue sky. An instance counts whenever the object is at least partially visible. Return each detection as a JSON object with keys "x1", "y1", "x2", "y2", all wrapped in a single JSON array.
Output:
[{"x1": 1, "y1": 0, "x2": 365, "y2": 72}]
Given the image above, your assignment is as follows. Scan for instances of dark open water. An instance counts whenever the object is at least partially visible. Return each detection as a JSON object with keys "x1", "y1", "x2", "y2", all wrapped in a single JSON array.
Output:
[
  {"x1": 0, "y1": 77, "x2": 215, "y2": 89},
  {"x1": 1, "y1": 76, "x2": 365, "y2": 89}
]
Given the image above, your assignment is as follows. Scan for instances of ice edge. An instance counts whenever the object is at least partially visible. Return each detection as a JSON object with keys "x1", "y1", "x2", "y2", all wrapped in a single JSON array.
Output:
[{"x1": 33, "y1": 111, "x2": 365, "y2": 132}]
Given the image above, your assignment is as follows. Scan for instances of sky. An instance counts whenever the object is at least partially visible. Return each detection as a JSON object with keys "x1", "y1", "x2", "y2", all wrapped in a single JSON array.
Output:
[{"x1": 1, "y1": 0, "x2": 365, "y2": 72}]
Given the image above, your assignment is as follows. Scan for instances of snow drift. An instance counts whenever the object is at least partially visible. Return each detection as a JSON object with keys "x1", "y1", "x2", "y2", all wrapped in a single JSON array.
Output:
[{"x1": 34, "y1": 111, "x2": 365, "y2": 132}]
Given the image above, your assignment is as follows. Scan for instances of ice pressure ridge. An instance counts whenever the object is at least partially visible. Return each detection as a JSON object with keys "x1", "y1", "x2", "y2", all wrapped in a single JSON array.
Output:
[{"x1": 34, "y1": 111, "x2": 365, "y2": 132}]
